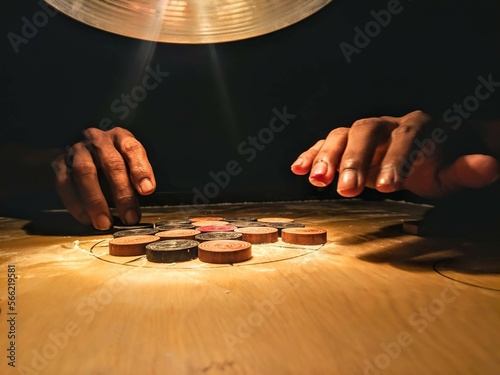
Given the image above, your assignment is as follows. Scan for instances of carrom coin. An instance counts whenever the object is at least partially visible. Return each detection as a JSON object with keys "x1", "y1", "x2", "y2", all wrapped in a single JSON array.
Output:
[
  {"x1": 224, "y1": 217, "x2": 257, "y2": 222},
  {"x1": 195, "y1": 232, "x2": 243, "y2": 242},
  {"x1": 155, "y1": 220, "x2": 192, "y2": 226},
  {"x1": 229, "y1": 221, "x2": 266, "y2": 228},
  {"x1": 146, "y1": 240, "x2": 199, "y2": 263},
  {"x1": 109, "y1": 235, "x2": 160, "y2": 256},
  {"x1": 235, "y1": 226, "x2": 278, "y2": 244},
  {"x1": 113, "y1": 222, "x2": 154, "y2": 231},
  {"x1": 156, "y1": 224, "x2": 195, "y2": 231},
  {"x1": 156, "y1": 219, "x2": 191, "y2": 226},
  {"x1": 113, "y1": 228, "x2": 159, "y2": 238},
  {"x1": 281, "y1": 228, "x2": 327, "y2": 245},
  {"x1": 198, "y1": 240, "x2": 252, "y2": 264},
  {"x1": 263, "y1": 222, "x2": 305, "y2": 236},
  {"x1": 191, "y1": 220, "x2": 229, "y2": 227},
  {"x1": 189, "y1": 216, "x2": 225, "y2": 222},
  {"x1": 257, "y1": 217, "x2": 295, "y2": 223},
  {"x1": 156, "y1": 229, "x2": 201, "y2": 240},
  {"x1": 197, "y1": 225, "x2": 237, "y2": 233}
]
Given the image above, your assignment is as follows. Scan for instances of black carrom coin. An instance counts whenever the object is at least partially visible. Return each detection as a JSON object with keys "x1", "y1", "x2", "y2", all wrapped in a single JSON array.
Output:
[
  {"x1": 195, "y1": 231, "x2": 243, "y2": 242},
  {"x1": 146, "y1": 240, "x2": 199, "y2": 263},
  {"x1": 113, "y1": 228, "x2": 159, "y2": 238}
]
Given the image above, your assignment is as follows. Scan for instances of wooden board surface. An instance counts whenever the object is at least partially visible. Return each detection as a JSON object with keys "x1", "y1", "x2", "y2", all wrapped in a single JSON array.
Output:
[{"x1": 0, "y1": 199, "x2": 499, "y2": 375}]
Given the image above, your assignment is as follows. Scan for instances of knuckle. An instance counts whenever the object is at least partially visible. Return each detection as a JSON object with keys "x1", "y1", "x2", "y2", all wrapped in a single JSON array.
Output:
[
  {"x1": 328, "y1": 127, "x2": 349, "y2": 137},
  {"x1": 407, "y1": 110, "x2": 432, "y2": 124},
  {"x1": 396, "y1": 110, "x2": 434, "y2": 137},
  {"x1": 72, "y1": 160, "x2": 97, "y2": 177},
  {"x1": 341, "y1": 156, "x2": 361, "y2": 170},
  {"x1": 120, "y1": 138, "x2": 142, "y2": 155},
  {"x1": 129, "y1": 164, "x2": 148, "y2": 177},
  {"x1": 350, "y1": 118, "x2": 392, "y2": 143},
  {"x1": 351, "y1": 118, "x2": 383, "y2": 130},
  {"x1": 102, "y1": 155, "x2": 127, "y2": 173},
  {"x1": 71, "y1": 141, "x2": 88, "y2": 152},
  {"x1": 114, "y1": 190, "x2": 136, "y2": 203},
  {"x1": 54, "y1": 167, "x2": 71, "y2": 183},
  {"x1": 85, "y1": 195, "x2": 106, "y2": 209},
  {"x1": 83, "y1": 128, "x2": 105, "y2": 143},
  {"x1": 391, "y1": 124, "x2": 419, "y2": 137},
  {"x1": 313, "y1": 139, "x2": 326, "y2": 148},
  {"x1": 314, "y1": 154, "x2": 331, "y2": 164},
  {"x1": 111, "y1": 126, "x2": 133, "y2": 137},
  {"x1": 110, "y1": 126, "x2": 125, "y2": 133}
]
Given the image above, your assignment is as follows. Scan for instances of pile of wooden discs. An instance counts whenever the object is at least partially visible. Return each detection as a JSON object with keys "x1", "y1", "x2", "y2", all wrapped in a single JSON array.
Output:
[{"x1": 108, "y1": 216, "x2": 327, "y2": 264}]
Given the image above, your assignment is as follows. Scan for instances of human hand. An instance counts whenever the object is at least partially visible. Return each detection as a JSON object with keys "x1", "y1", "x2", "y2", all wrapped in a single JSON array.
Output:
[
  {"x1": 52, "y1": 127, "x2": 156, "y2": 230},
  {"x1": 291, "y1": 110, "x2": 499, "y2": 198}
]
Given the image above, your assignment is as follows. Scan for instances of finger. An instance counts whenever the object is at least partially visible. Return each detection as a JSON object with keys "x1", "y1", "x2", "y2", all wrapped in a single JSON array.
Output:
[
  {"x1": 84, "y1": 128, "x2": 141, "y2": 226},
  {"x1": 337, "y1": 117, "x2": 398, "y2": 197},
  {"x1": 71, "y1": 142, "x2": 113, "y2": 230},
  {"x1": 51, "y1": 153, "x2": 91, "y2": 225},
  {"x1": 307, "y1": 128, "x2": 349, "y2": 187},
  {"x1": 375, "y1": 111, "x2": 432, "y2": 193},
  {"x1": 111, "y1": 129, "x2": 156, "y2": 195},
  {"x1": 436, "y1": 154, "x2": 499, "y2": 196},
  {"x1": 291, "y1": 140, "x2": 325, "y2": 175}
]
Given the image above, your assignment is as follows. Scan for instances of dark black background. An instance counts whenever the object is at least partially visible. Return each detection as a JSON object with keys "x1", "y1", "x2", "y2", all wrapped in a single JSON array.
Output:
[{"x1": 1, "y1": 0, "x2": 499, "y2": 217}]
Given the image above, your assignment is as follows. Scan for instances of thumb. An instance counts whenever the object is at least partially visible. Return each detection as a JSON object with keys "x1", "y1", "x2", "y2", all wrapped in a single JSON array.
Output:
[{"x1": 439, "y1": 154, "x2": 500, "y2": 192}]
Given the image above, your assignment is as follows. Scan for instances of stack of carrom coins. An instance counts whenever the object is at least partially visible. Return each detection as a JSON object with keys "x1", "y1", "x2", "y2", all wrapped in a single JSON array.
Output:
[{"x1": 108, "y1": 215, "x2": 327, "y2": 263}]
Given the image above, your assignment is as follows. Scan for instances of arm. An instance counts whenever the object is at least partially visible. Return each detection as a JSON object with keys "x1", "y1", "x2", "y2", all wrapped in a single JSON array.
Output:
[{"x1": 0, "y1": 144, "x2": 64, "y2": 202}]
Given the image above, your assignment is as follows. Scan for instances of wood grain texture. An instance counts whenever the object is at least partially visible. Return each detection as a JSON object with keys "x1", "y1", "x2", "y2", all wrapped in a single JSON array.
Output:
[{"x1": 0, "y1": 200, "x2": 499, "y2": 375}]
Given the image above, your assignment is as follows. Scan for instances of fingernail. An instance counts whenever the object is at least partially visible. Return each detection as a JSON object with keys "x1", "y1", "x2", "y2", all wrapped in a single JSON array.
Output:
[
  {"x1": 338, "y1": 169, "x2": 358, "y2": 192},
  {"x1": 291, "y1": 158, "x2": 305, "y2": 168},
  {"x1": 139, "y1": 178, "x2": 154, "y2": 194},
  {"x1": 124, "y1": 209, "x2": 139, "y2": 225},
  {"x1": 311, "y1": 161, "x2": 328, "y2": 178},
  {"x1": 377, "y1": 168, "x2": 396, "y2": 188},
  {"x1": 309, "y1": 177, "x2": 328, "y2": 187},
  {"x1": 95, "y1": 214, "x2": 112, "y2": 230}
]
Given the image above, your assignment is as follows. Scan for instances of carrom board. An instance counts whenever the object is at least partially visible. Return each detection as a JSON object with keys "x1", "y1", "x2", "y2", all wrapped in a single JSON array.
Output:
[{"x1": 0, "y1": 199, "x2": 499, "y2": 375}]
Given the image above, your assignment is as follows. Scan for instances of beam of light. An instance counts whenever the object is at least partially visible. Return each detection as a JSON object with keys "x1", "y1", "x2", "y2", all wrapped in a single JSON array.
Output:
[
  {"x1": 207, "y1": 43, "x2": 239, "y2": 145},
  {"x1": 124, "y1": 0, "x2": 175, "y2": 81}
]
